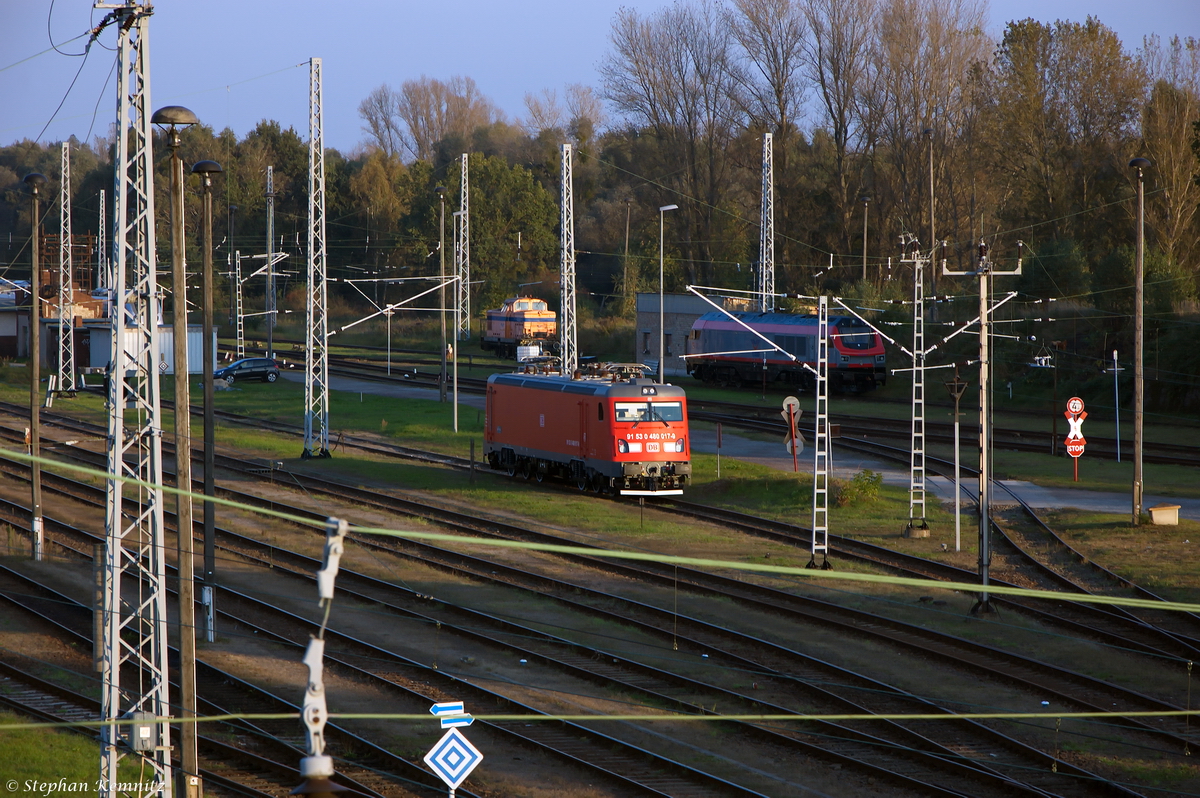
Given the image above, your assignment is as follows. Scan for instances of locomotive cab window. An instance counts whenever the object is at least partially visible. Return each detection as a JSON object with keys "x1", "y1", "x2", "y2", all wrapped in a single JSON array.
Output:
[
  {"x1": 835, "y1": 318, "x2": 874, "y2": 350},
  {"x1": 614, "y1": 401, "x2": 684, "y2": 423}
]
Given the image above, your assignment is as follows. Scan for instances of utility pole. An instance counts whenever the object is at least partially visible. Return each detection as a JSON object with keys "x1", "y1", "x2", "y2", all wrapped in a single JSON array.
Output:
[
  {"x1": 623, "y1": 198, "x2": 632, "y2": 314},
  {"x1": 943, "y1": 239, "x2": 1023, "y2": 615},
  {"x1": 560, "y1": 144, "x2": 578, "y2": 376},
  {"x1": 436, "y1": 185, "x2": 447, "y2": 401},
  {"x1": 759, "y1": 133, "x2": 774, "y2": 312},
  {"x1": 192, "y1": 159, "x2": 222, "y2": 645},
  {"x1": 23, "y1": 173, "x2": 47, "y2": 561},
  {"x1": 99, "y1": 3, "x2": 174, "y2": 793},
  {"x1": 303, "y1": 57, "x2": 330, "y2": 458},
  {"x1": 860, "y1": 196, "x2": 870, "y2": 282},
  {"x1": 1130, "y1": 157, "x2": 1150, "y2": 525},
  {"x1": 266, "y1": 165, "x2": 275, "y2": 360}
]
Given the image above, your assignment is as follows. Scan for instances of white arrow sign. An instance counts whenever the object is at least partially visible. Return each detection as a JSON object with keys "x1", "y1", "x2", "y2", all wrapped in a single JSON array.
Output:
[
  {"x1": 430, "y1": 701, "x2": 465, "y2": 717},
  {"x1": 441, "y1": 714, "x2": 475, "y2": 728}
]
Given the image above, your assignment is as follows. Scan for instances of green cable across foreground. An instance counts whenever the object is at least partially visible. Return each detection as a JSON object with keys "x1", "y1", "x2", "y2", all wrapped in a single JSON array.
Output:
[
  {"x1": 10, "y1": 445, "x2": 1200, "y2": 616},
  {"x1": 5, "y1": 709, "x2": 1200, "y2": 734}
]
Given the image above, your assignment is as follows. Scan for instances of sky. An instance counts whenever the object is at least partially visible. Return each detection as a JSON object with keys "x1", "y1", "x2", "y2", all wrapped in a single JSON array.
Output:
[{"x1": 1, "y1": 0, "x2": 1196, "y2": 155}]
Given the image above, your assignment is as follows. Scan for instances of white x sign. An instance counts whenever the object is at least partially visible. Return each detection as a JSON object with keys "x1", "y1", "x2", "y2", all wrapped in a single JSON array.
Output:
[{"x1": 1065, "y1": 411, "x2": 1087, "y2": 440}]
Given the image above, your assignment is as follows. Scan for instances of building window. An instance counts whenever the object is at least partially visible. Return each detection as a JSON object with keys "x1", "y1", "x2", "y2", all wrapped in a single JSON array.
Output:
[
  {"x1": 665, "y1": 333, "x2": 673, "y2": 356},
  {"x1": 642, "y1": 332, "x2": 651, "y2": 355}
]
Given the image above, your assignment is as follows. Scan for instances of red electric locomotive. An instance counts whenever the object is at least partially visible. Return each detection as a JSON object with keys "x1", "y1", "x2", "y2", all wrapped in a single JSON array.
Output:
[
  {"x1": 485, "y1": 366, "x2": 691, "y2": 495},
  {"x1": 686, "y1": 311, "x2": 887, "y2": 391}
]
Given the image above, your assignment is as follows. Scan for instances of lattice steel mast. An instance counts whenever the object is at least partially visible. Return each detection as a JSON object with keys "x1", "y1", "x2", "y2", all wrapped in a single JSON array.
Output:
[
  {"x1": 97, "y1": 189, "x2": 107, "y2": 290},
  {"x1": 456, "y1": 153, "x2": 470, "y2": 340},
  {"x1": 759, "y1": 133, "x2": 774, "y2": 313},
  {"x1": 265, "y1": 165, "x2": 276, "y2": 358},
  {"x1": 809, "y1": 296, "x2": 831, "y2": 568},
  {"x1": 559, "y1": 144, "x2": 577, "y2": 376},
  {"x1": 233, "y1": 251, "x2": 245, "y2": 359},
  {"x1": 57, "y1": 142, "x2": 76, "y2": 393},
  {"x1": 97, "y1": 2, "x2": 173, "y2": 793},
  {"x1": 903, "y1": 237, "x2": 928, "y2": 534},
  {"x1": 303, "y1": 57, "x2": 330, "y2": 458}
]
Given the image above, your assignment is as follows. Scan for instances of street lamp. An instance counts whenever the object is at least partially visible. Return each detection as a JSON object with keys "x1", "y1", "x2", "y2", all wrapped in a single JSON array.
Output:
[
  {"x1": 23, "y1": 172, "x2": 46, "y2": 562},
  {"x1": 436, "y1": 186, "x2": 447, "y2": 403},
  {"x1": 191, "y1": 159, "x2": 222, "y2": 646},
  {"x1": 1130, "y1": 157, "x2": 1150, "y2": 525},
  {"x1": 860, "y1": 195, "x2": 870, "y2": 281},
  {"x1": 658, "y1": 204, "x2": 678, "y2": 384},
  {"x1": 151, "y1": 103, "x2": 201, "y2": 798}
]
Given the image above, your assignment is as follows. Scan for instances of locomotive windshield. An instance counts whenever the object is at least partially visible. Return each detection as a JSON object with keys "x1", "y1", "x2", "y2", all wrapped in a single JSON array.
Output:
[
  {"x1": 835, "y1": 319, "x2": 875, "y2": 350},
  {"x1": 615, "y1": 401, "x2": 685, "y2": 424}
]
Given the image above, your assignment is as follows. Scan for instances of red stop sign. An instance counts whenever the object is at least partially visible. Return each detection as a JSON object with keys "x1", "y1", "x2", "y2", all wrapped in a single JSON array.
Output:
[{"x1": 1065, "y1": 437, "x2": 1086, "y2": 458}]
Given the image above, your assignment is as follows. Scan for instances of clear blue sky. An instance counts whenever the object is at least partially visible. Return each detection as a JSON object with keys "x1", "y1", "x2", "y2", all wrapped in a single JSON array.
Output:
[{"x1": 1, "y1": 0, "x2": 1195, "y2": 154}]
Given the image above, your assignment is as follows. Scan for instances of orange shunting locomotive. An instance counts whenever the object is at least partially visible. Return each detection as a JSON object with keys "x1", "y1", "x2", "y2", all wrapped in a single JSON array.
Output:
[
  {"x1": 485, "y1": 367, "x2": 691, "y2": 496},
  {"x1": 480, "y1": 296, "x2": 557, "y2": 359}
]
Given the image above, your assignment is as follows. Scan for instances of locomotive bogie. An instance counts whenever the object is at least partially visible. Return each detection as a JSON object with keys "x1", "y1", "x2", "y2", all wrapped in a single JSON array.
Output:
[{"x1": 485, "y1": 372, "x2": 691, "y2": 496}]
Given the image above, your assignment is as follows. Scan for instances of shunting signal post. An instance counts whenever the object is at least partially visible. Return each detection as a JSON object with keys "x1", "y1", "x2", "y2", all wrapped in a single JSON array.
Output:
[{"x1": 944, "y1": 239, "x2": 1023, "y2": 615}]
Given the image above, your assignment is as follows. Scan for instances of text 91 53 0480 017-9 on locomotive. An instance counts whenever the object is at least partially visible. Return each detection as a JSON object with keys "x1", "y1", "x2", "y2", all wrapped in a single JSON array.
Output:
[{"x1": 485, "y1": 364, "x2": 690, "y2": 496}]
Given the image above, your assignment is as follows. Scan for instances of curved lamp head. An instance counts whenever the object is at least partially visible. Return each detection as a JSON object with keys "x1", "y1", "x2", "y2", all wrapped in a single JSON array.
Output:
[
  {"x1": 151, "y1": 105, "x2": 199, "y2": 127},
  {"x1": 1129, "y1": 157, "x2": 1151, "y2": 172},
  {"x1": 860, "y1": 195, "x2": 871, "y2": 204},
  {"x1": 191, "y1": 159, "x2": 223, "y2": 187},
  {"x1": 23, "y1": 172, "x2": 48, "y2": 195},
  {"x1": 152, "y1": 105, "x2": 198, "y2": 149}
]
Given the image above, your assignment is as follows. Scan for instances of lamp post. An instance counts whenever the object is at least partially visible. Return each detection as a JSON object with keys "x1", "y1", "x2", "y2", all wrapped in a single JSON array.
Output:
[
  {"x1": 23, "y1": 172, "x2": 46, "y2": 562},
  {"x1": 860, "y1": 195, "x2": 870, "y2": 281},
  {"x1": 436, "y1": 186, "x2": 447, "y2": 402},
  {"x1": 151, "y1": 103, "x2": 202, "y2": 798},
  {"x1": 1130, "y1": 157, "x2": 1150, "y2": 525},
  {"x1": 1109, "y1": 349, "x2": 1123, "y2": 463},
  {"x1": 658, "y1": 204, "x2": 678, "y2": 384},
  {"x1": 944, "y1": 368, "x2": 968, "y2": 552},
  {"x1": 191, "y1": 159, "x2": 222, "y2": 647}
]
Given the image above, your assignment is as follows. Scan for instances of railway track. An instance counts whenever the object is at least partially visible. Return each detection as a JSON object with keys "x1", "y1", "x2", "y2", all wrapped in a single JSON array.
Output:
[
  {"x1": 0, "y1": 566, "x2": 426, "y2": 798},
  {"x1": 0, "y1": 414, "x2": 1184, "y2": 795},
  {"x1": 0, "y1": 471, "x2": 778, "y2": 796}
]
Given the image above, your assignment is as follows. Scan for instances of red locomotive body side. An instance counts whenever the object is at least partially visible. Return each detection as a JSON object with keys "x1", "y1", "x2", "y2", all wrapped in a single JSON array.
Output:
[
  {"x1": 686, "y1": 311, "x2": 886, "y2": 391},
  {"x1": 485, "y1": 371, "x2": 690, "y2": 495}
]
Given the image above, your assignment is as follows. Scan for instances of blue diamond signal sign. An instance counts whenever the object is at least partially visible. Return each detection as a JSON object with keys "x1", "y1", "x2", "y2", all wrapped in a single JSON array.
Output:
[{"x1": 424, "y1": 728, "x2": 483, "y2": 790}]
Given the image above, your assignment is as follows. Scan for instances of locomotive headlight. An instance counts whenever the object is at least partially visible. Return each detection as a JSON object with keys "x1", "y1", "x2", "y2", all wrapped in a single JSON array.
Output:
[
  {"x1": 618, "y1": 439, "x2": 629, "y2": 454},
  {"x1": 876, "y1": 355, "x2": 886, "y2": 363},
  {"x1": 674, "y1": 438, "x2": 686, "y2": 453},
  {"x1": 841, "y1": 355, "x2": 850, "y2": 362}
]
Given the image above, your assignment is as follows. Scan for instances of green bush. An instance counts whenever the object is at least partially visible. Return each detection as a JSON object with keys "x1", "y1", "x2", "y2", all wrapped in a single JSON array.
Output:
[{"x1": 835, "y1": 469, "x2": 883, "y2": 507}]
